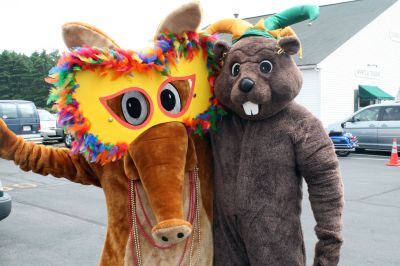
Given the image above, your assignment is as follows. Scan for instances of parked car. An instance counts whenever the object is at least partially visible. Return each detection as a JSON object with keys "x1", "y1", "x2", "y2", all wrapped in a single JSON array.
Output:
[
  {"x1": 37, "y1": 109, "x2": 65, "y2": 143},
  {"x1": 341, "y1": 103, "x2": 400, "y2": 151},
  {"x1": 329, "y1": 131, "x2": 358, "y2": 157},
  {"x1": 0, "y1": 179, "x2": 12, "y2": 221},
  {"x1": 0, "y1": 100, "x2": 43, "y2": 144}
]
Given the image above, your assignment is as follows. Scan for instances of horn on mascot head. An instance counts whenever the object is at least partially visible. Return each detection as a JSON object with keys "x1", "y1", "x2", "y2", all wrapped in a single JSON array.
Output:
[
  {"x1": 205, "y1": 5, "x2": 320, "y2": 58},
  {"x1": 205, "y1": 18, "x2": 253, "y2": 40},
  {"x1": 262, "y1": 5, "x2": 320, "y2": 31}
]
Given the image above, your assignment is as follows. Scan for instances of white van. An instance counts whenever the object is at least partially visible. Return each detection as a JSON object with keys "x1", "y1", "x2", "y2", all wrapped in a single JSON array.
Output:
[{"x1": 37, "y1": 109, "x2": 64, "y2": 143}]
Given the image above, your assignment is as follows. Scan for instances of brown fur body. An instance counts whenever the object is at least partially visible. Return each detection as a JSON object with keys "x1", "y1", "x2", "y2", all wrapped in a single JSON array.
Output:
[{"x1": 210, "y1": 36, "x2": 344, "y2": 266}]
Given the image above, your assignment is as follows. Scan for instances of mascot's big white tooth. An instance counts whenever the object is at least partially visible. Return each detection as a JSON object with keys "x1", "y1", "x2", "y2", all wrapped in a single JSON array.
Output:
[
  {"x1": 188, "y1": 79, "x2": 192, "y2": 88},
  {"x1": 242, "y1": 101, "x2": 259, "y2": 115}
]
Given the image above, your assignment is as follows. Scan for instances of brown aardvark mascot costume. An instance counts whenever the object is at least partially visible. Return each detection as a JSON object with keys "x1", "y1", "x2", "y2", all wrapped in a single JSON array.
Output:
[{"x1": 0, "y1": 2, "x2": 224, "y2": 265}]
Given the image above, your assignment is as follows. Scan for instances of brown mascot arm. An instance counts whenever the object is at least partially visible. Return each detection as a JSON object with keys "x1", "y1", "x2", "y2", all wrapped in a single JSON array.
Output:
[
  {"x1": 293, "y1": 117, "x2": 344, "y2": 266},
  {"x1": 0, "y1": 120, "x2": 99, "y2": 186}
]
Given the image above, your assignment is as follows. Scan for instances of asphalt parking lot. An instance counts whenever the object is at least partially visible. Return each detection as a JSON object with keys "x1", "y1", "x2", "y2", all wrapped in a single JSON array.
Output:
[
  {"x1": 302, "y1": 150, "x2": 400, "y2": 266},
  {"x1": 0, "y1": 147, "x2": 399, "y2": 265}
]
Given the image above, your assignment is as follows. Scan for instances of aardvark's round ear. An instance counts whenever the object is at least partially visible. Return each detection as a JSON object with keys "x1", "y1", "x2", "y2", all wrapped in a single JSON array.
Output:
[
  {"x1": 62, "y1": 22, "x2": 120, "y2": 50},
  {"x1": 277, "y1": 36, "x2": 300, "y2": 56},
  {"x1": 213, "y1": 40, "x2": 230, "y2": 64},
  {"x1": 154, "y1": 1, "x2": 202, "y2": 38}
]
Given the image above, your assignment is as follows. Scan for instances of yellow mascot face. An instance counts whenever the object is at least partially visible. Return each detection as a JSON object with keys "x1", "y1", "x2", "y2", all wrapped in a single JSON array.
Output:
[
  {"x1": 74, "y1": 52, "x2": 211, "y2": 143},
  {"x1": 47, "y1": 32, "x2": 223, "y2": 164}
]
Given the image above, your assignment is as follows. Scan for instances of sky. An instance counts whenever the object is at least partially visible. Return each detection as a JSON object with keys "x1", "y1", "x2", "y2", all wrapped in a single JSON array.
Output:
[{"x1": 0, "y1": 0, "x2": 350, "y2": 54}]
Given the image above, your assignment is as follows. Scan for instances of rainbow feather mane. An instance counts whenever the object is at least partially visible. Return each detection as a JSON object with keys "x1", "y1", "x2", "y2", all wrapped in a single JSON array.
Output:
[{"x1": 46, "y1": 32, "x2": 226, "y2": 164}]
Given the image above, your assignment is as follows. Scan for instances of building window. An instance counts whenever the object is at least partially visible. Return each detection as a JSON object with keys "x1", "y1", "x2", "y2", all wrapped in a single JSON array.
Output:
[{"x1": 359, "y1": 99, "x2": 380, "y2": 108}]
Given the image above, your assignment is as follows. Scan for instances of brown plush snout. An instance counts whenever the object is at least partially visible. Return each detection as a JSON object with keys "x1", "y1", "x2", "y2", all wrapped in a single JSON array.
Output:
[
  {"x1": 231, "y1": 76, "x2": 272, "y2": 106},
  {"x1": 239, "y1": 78, "x2": 255, "y2": 93},
  {"x1": 127, "y1": 122, "x2": 197, "y2": 243}
]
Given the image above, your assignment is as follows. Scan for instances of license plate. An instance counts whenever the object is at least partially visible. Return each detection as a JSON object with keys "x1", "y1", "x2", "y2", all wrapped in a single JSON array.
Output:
[{"x1": 22, "y1": 125, "x2": 31, "y2": 131}]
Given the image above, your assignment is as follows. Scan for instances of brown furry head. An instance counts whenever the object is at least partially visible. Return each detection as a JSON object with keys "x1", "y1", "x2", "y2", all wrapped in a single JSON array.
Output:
[{"x1": 213, "y1": 36, "x2": 303, "y2": 120}]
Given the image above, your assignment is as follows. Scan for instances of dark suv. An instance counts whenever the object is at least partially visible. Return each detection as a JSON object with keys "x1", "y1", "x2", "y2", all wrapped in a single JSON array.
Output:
[{"x1": 0, "y1": 100, "x2": 43, "y2": 143}]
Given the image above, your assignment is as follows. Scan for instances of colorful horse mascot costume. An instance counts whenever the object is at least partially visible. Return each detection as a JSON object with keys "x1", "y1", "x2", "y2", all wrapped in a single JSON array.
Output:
[
  {"x1": 206, "y1": 5, "x2": 344, "y2": 266},
  {"x1": 0, "y1": 2, "x2": 224, "y2": 265}
]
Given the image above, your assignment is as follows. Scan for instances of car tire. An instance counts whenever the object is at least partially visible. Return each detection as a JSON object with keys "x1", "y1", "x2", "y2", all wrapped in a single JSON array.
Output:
[
  {"x1": 355, "y1": 148, "x2": 365, "y2": 153},
  {"x1": 0, "y1": 192, "x2": 12, "y2": 221},
  {"x1": 336, "y1": 151, "x2": 350, "y2": 157},
  {"x1": 64, "y1": 133, "x2": 73, "y2": 148}
]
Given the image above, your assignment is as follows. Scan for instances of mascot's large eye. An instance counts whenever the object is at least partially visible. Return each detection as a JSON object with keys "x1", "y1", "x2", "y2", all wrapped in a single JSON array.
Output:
[
  {"x1": 160, "y1": 83, "x2": 181, "y2": 114},
  {"x1": 260, "y1": 60, "x2": 273, "y2": 73},
  {"x1": 121, "y1": 91, "x2": 150, "y2": 126},
  {"x1": 231, "y1": 63, "x2": 240, "y2": 76}
]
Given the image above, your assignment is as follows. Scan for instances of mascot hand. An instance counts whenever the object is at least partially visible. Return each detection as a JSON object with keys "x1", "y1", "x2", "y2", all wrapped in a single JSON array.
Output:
[{"x1": 0, "y1": 119, "x2": 19, "y2": 158}]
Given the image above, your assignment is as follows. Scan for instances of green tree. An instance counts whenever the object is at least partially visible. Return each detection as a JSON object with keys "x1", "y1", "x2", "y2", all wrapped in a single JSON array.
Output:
[{"x1": 0, "y1": 50, "x2": 60, "y2": 108}]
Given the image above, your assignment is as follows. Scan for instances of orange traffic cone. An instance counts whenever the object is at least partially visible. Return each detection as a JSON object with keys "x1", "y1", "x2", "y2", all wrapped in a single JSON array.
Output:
[{"x1": 387, "y1": 138, "x2": 400, "y2": 166}]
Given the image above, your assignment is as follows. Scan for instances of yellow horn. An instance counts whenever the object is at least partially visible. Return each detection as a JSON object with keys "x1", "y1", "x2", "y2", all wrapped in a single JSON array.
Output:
[
  {"x1": 269, "y1": 26, "x2": 303, "y2": 58},
  {"x1": 205, "y1": 18, "x2": 253, "y2": 40},
  {"x1": 254, "y1": 19, "x2": 299, "y2": 39},
  {"x1": 269, "y1": 26, "x2": 297, "y2": 38}
]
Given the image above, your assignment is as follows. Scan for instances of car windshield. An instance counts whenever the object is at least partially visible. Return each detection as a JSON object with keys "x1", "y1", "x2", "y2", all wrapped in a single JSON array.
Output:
[{"x1": 38, "y1": 110, "x2": 56, "y2": 121}]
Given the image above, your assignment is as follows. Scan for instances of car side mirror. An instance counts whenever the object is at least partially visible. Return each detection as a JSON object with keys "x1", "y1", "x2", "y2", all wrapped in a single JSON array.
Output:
[{"x1": 341, "y1": 122, "x2": 346, "y2": 128}]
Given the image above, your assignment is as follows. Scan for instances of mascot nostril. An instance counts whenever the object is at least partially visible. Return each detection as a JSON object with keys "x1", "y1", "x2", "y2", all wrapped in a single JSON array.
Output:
[
  {"x1": 152, "y1": 221, "x2": 193, "y2": 244},
  {"x1": 239, "y1": 78, "x2": 255, "y2": 93}
]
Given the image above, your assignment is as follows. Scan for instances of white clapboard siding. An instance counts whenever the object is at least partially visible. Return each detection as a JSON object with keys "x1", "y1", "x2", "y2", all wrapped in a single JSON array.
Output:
[{"x1": 295, "y1": 68, "x2": 321, "y2": 119}]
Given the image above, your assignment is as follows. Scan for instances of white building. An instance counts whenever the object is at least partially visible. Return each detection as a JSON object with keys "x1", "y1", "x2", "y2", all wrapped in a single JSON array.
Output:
[{"x1": 244, "y1": 0, "x2": 400, "y2": 126}]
